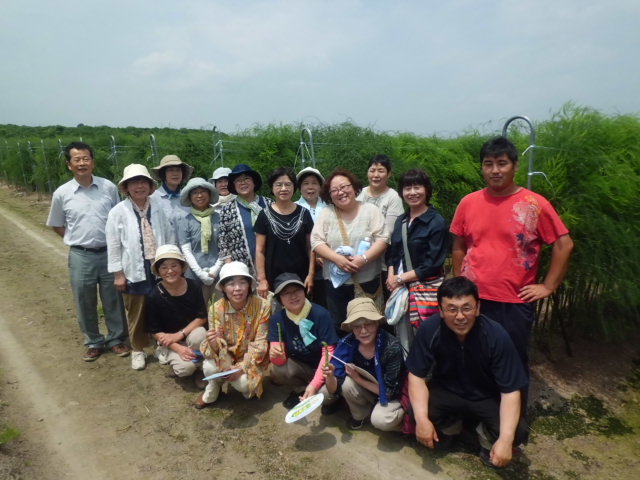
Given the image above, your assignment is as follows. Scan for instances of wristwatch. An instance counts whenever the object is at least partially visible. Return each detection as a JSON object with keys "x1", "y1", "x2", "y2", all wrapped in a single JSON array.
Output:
[{"x1": 396, "y1": 275, "x2": 404, "y2": 285}]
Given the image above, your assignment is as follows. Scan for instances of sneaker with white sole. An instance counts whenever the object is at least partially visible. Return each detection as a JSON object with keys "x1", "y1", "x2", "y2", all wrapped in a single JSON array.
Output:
[
  {"x1": 131, "y1": 351, "x2": 147, "y2": 370},
  {"x1": 154, "y1": 346, "x2": 169, "y2": 365}
]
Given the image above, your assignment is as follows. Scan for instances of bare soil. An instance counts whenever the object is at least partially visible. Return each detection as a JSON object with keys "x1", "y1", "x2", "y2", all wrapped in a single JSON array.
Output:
[{"x1": 0, "y1": 183, "x2": 638, "y2": 480}]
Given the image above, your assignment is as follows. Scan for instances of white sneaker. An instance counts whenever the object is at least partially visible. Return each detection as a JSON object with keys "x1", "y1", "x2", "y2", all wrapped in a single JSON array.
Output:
[
  {"x1": 131, "y1": 351, "x2": 146, "y2": 370},
  {"x1": 154, "y1": 346, "x2": 169, "y2": 365}
]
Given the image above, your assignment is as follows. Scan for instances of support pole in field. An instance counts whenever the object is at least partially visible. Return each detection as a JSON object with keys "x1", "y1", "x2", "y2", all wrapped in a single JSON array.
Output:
[
  {"x1": 149, "y1": 134, "x2": 159, "y2": 164},
  {"x1": 299, "y1": 127, "x2": 316, "y2": 169},
  {"x1": 502, "y1": 115, "x2": 537, "y2": 190}
]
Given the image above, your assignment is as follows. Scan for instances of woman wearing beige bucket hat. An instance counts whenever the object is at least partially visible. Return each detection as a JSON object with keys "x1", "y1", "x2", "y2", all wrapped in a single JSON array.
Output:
[
  {"x1": 150, "y1": 154, "x2": 194, "y2": 232},
  {"x1": 106, "y1": 163, "x2": 175, "y2": 371},
  {"x1": 320, "y1": 297, "x2": 405, "y2": 431},
  {"x1": 194, "y1": 261, "x2": 271, "y2": 409},
  {"x1": 145, "y1": 244, "x2": 207, "y2": 384}
]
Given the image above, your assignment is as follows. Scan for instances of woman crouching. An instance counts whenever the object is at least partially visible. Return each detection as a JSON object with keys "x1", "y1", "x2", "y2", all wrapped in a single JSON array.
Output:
[
  {"x1": 321, "y1": 297, "x2": 405, "y2": 431},
  {"x1": 268, "y1": 273, "x2": 339, "y2": 409},
  {"x1": 145, "y1": 245, "x2": 207, "y2": 383},
  {"x1": 195, "y1": 261, "x2": 271, "y2": 408}
]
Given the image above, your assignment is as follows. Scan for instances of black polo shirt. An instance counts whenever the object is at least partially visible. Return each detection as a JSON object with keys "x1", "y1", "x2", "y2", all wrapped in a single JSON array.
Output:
[{"x1": 406, "y1": 314, "x2": 528, "y2": 401}]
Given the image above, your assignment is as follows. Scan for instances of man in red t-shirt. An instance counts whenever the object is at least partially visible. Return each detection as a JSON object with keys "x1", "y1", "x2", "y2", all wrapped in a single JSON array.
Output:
[{"x1": 450, "y1": 136, "x2": 573, "y2": 372}]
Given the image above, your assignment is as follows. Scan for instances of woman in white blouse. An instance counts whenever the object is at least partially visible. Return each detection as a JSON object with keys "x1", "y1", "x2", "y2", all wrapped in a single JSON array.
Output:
[
  {"x1": 310, "y1": 168, "x2": 388, "y2": 333},
  {"x1": 106, "y1": 164, "x2": 175, "y2": 371}
]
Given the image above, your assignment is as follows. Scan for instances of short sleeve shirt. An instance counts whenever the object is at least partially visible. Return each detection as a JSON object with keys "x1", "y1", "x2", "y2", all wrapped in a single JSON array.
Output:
[
  {"x1": 46, "y1": 176, "x2": 120, "y2": 248},
  {"x1": 450, "y1": 188, "x2": 569, "y2": 303}
]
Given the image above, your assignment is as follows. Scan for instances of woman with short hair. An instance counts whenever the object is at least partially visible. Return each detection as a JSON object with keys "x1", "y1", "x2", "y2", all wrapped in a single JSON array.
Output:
[
  {"x1": 311, "y1": 168, "x2": 388, "y2": 331},
  {"x1": 386, "y1": 168, "x2": 448, "y2": 355},
  {"x1": 255, "y1": 167, "x2": 314, "y2": 298}
]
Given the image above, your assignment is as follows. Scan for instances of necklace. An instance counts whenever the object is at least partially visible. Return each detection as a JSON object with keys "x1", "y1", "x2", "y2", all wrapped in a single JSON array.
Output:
[{"x1": 264, "y1": 205, "x2": 304, "y2": 244}]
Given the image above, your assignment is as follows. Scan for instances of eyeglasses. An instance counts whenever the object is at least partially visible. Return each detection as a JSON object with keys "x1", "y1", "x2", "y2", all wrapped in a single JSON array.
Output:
[
  {"x1": 442, "y1": 305, "x2": 477, "y2": 315},
  {"x1": 329, "y1": 184, "x2": 352, "y2": 196},
  {"x1": 274, "y1": 182, "x2": 293, "y2": 189},
  {"x1": 234, "y1": 175, "x2": 253, "y2": 184},
  {"x1": 353, "y1": 322, "x2": 377, "y2": 332},
  {"x1": 190, "y1": 189, "x2": 210, "y2": 197}
]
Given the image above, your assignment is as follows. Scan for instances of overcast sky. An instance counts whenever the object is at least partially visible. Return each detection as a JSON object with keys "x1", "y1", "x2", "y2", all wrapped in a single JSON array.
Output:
[{"x1": 1, "y1": 0, "x2": 638, "y2": 137}]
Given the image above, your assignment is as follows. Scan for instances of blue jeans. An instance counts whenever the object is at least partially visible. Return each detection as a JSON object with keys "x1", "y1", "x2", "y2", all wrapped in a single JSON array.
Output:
[{"x1": 68, "y1": 248, "x2": 127, "y2": 348}]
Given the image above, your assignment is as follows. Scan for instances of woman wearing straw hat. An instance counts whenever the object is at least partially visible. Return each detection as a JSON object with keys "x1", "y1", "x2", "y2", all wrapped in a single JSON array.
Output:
[
  {"x1": 321, "y1": 297, "x2": 405, "y2": 431},
  {"x1": 150, "y1": 154, "x2": 194, "y2": 231},
  {"x1": 146, "y1": 245, "x2": 207, "y2": 384},
  {"x1": 194, "y1": 261, "x2": 271, "y2": 408},
  {"x1": 217, "y1": 164, "x2": 272, "y2": 276},
  {"x1": 177, "y1": 177, "x2": 223, "y2": 305},
  {"x1": 106, "y1": 164, "x2": 175, "y2": 370}
]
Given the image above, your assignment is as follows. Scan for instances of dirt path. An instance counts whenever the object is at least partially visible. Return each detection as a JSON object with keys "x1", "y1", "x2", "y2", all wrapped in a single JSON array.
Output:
[{"x1": 0, "y1": 184, "x2": 638, "y2": 480}]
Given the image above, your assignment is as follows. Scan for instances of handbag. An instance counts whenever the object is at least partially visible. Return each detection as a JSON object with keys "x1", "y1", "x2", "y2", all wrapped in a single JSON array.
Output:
[
  {"x1": 385, "y1": 284, "x2": 409, "y2": 326},
  {"x1": 401, "y1": 220, "x2": 443, "y2": 328},
  {"x1": 335, "y1": 209, "x2": 384, "y2": 311}
]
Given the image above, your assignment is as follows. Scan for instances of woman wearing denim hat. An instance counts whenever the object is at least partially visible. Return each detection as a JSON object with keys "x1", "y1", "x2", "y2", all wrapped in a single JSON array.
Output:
[
  {"x1": 145, "y1": 244, "x2": 207, "y2": 384},
  {"x1": 217, "y1": 164, "x2": 272, "y2": 276},
  {"x1": 106, "y1": 164, "x2": 175, "y2": 370},
  {"x1": 268, "y1": 272, "x2": 339, "y2": 409},
  {"x1": 177, "y1": 177, "x2": 224, "y2": 305},
  {"x1": 195, "y1": 261, "x2": 271, "y2": 408},
  {"x1": 321, "y1": 297, "x2": 405, "y2": 431}
]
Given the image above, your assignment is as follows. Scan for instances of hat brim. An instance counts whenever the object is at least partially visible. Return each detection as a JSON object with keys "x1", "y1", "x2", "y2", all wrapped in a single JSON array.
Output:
[
  {"x1": 215, "y1": 273, "x2": 257, "y2": 291},
  {"x1": 340, "y1": 311, "x2": 386, "y2": 332},
  {"x1": 151, "y1": 162, "x2": 195, "y2": 182},
  {"x1": 180, "y1": 180, "x2": 220, "y2": 207},
  {"x1": 151, "y1": 256, "x2": 187, "y2": 277},
  {"x1": 228, "y1": 171, "x2": 263, "y2": 195},
  {"x1": 274, "y1": 279, "x2": 306, "y2": 296}
]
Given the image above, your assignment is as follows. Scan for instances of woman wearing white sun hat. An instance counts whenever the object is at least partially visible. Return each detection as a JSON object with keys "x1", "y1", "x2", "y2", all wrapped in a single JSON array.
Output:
[
  {"x1": 106, "y1": 163, "x2": 175, "y2": 371},
  {"x1": 194, "y1": 261, "x2": 271, "y2": 408}
]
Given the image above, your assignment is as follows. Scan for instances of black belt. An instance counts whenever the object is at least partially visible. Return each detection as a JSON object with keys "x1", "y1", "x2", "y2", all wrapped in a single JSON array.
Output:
[{"x1": 71, "y1": 245, "x2": 107, "y2": 253}]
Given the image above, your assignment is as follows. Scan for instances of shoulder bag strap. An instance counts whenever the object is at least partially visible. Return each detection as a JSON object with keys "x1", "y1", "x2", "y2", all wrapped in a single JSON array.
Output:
[{"x1": 401, "y1": 219, "x2": 414, "y2": 272}]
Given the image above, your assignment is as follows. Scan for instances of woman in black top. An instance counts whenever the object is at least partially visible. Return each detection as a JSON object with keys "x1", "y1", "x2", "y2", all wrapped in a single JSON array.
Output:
[
  {"x1": 146, "y1": 245, "x2": 207, "y2": 382},
  {"x1": 255, "y1": 167, "x2": 314, "y2": 298},
  {"x1": 386, "y1": 169, "x2": 449, "y2": 355}
]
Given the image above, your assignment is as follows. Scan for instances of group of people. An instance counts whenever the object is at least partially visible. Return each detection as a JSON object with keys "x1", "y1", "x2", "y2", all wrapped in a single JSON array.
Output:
[{"x1": 47, "y1": 137, "x2": 573, "y2": 468}]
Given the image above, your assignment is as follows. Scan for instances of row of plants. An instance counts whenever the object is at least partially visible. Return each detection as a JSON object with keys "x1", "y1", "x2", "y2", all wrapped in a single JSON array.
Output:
[{"x1": 1, "y1": 103, "x2": 638, "y2": 344}]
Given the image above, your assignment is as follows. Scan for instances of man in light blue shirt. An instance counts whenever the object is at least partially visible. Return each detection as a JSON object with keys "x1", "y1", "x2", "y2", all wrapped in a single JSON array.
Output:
[{"x1": 46, "y1": 142, "x2": 129, "y2": 361}]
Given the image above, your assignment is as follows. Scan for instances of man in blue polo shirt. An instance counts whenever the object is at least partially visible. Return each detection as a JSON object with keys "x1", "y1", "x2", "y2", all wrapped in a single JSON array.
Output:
[
  {"x1": 47, "y1": 142, "x2": 130, "y2": 361},
  {"x1": 406, "y1": 276, "x2": 528, "y2": 468}
]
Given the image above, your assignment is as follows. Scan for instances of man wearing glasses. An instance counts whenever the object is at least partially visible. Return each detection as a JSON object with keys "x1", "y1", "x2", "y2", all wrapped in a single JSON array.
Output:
[{"x1": 406, "y1": 276, "x2": 528, "y2": 468}]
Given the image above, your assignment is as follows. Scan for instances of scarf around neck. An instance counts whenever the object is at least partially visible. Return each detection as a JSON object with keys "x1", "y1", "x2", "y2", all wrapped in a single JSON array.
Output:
[
  {"x1": 236, "y1": 196, "x2": 263, "y2": 226},
  {"x1": 131, "y1": 198, "x2": 156, "y2": 260},
  {"x1": 191, "y1": 207, "x2": 214, "y2": 253}
]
